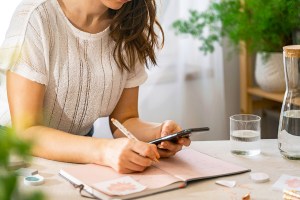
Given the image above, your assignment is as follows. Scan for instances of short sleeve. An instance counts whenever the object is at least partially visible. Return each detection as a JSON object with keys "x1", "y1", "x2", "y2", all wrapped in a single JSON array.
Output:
[
  {"x1": 124, "y1": 61, "x2": 148, "y2": 88},
  {"x1": 0, "y1": 9, "x2": 48, "y2": 85}
]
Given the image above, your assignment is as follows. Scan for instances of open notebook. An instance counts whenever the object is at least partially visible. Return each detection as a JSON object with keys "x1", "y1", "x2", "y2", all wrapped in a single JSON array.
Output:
[{"x1": 59, "y1": 148, "x2": 250, "y2": 200}]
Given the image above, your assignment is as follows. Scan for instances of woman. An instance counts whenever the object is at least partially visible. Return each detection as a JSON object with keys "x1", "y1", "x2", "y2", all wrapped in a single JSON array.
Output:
[{"x1": 0, "y1": 0, "x2": 191, "y2": 173}]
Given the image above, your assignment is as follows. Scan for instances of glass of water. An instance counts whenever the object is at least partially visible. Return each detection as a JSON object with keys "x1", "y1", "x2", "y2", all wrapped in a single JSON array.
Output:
[{"x1": 230, "y1": 114, "x2": 261, "y2": 156}]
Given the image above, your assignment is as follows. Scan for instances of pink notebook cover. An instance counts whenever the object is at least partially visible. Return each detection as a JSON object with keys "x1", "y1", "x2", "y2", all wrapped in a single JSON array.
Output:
[{"x1": 60, "y1": 148, "x2": 250, "y2": 198}]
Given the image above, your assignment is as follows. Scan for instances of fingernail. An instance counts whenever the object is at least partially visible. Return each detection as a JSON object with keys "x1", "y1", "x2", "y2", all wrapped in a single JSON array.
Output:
[{"x1": 156, "y1": 154, "x2": 160, "y2": 159}]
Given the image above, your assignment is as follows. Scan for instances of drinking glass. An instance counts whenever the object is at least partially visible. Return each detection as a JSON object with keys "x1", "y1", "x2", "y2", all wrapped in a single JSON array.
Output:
[{"x1": 230, "y1": 114, "x2": 261, "y2": 156}]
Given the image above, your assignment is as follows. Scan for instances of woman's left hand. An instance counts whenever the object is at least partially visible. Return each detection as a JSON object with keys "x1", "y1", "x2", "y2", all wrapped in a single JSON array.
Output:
[{"x1": 156, "y1": 120, "x2": 191, "y2": 158}]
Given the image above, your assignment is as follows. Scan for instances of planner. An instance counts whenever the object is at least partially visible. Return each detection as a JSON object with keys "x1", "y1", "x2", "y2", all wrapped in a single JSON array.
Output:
[{"x1": 59, "y1": 148, "x2": 250, "y2": 200}]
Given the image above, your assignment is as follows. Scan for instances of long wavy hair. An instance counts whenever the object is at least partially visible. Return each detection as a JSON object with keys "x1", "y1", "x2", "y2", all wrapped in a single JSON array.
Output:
[{"x1": 108, "y1": 0, "x2": 164, "y2": 72}]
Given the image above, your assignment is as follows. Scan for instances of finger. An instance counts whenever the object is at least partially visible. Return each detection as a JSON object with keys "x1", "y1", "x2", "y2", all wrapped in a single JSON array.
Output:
[
  {"x1": 131, "y1": 141, "x2": 159, "y2": 160},
  {"x1": 117, "y1": 162, "x2": 146, "y2": 173},
  {"x1": 116, "y1": 168, "x2": 134, "y2": 174},
  {"x1": 150, "y1": 144, "x2": 160, "y2": 159},
  {"x1": 158, "y1": 148, "x2": 176, "y2": 158},
  {"x1": 160, "y1": 141, "x2": 182, "y2": 152},
  {"x1": 161, "y1": 124, "x2": 180, "y2": 136},
  {"x1": 111, "y1": 159, "x2": 137, "y2": 174},
  {"x1": 161, "y1": 120, "x2": 181, "y2": 136},
  {"x1": 119, "y1": 151, "x2": 149, "y2": 172},
  {"x1": 126, "y1": 160, "x2": 147, "y2": 172},
  {"x1": 114, "y1": 151, "x2": 150, "y2": 173},
  {"x1": 130, "y1": 151, "x2": 153, "y2": 167},
  {"x1": 178, "y1": 138, "x2": 191, "y2": 146}
]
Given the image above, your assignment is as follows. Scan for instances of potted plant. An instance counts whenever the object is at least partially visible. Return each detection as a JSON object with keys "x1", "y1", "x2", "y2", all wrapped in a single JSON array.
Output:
[{"x1": 172, "y1": 0, "x2": 300, "y2": 92}]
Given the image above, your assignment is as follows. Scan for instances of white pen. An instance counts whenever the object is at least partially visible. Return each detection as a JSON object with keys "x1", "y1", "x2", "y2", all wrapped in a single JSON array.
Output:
[
  {"x1": 111, "y1": 118, "x2": 138, "y2": 141},
  {"x1": 111, "y1": 118, "x2": 159, "y2": 162}
]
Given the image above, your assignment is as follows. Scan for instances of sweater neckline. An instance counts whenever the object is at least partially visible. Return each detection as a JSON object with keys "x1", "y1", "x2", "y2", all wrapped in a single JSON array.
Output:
[{"x1": 53, "y1": 0, "x2": 110, "y2": 40}]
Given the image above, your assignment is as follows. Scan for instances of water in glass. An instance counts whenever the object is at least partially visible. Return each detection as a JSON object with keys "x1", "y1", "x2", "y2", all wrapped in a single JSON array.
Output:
[
  {"x1": 278, "y1": 45, "x2": 300, "y2": 160},
  {"x1": 230, "y1": 114, "x2": 261, "y2": 156}
]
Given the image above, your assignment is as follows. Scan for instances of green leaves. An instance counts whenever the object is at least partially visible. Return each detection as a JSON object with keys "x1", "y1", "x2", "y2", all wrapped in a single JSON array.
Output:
[
  {"x1": 172, "y1": 0, "x2": 300, "y2": 54},
  {"x1": 0, "y1": 172, "x2": 18, "y2": 200},
  {"x1": 0, "y1": 127, "x2": 31, "y2": 168},
  {"x1": 172, "y1": 9, "x2": 220, "y2": 54},
  {"x1": 243, "y1": 0, "x2": 299, "y2": 52},
  {"x1": 0, "y1": 127, "x2": 44, "y2": 200}
]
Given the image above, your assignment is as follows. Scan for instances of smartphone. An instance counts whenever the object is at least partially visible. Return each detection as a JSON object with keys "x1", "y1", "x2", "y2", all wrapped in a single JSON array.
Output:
[{"x1": 148, "y1": 127, "x2": 209, "y2": 145}]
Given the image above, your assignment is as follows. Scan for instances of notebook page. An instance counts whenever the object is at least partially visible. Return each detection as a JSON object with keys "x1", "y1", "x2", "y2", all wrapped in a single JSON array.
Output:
[
  {"x1": 155, "y1": 148, "x2": 249, "y2": 181},
  {"x1": 61, "y1": 163, "x2": 182, "y2": 190}
]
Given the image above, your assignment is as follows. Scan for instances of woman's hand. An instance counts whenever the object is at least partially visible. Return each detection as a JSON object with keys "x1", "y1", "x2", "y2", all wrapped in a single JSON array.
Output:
[
  {"x1": 102, "y1": 138, "x2": 160, "y2": 174},
  {"x1": 156, "y1": 120, "x2": 191, "y2": 158}
]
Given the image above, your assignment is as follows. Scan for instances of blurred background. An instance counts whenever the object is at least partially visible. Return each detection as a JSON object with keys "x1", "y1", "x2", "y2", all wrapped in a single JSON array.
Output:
[
  {"x1": 139, "y1": 0, "x2": 239, "y2": 140},
  {"x1": 1, "y1": 0, "x2": 298, "y2": 140}
]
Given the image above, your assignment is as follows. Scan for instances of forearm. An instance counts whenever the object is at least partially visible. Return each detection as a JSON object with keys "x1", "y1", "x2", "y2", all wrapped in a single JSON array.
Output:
[
  {"x1": 113, "y1": 118, "x2": 162, "y2": 142},
  {"x1": 19, "y1": 126, "x2": 109, "y2": 164}
]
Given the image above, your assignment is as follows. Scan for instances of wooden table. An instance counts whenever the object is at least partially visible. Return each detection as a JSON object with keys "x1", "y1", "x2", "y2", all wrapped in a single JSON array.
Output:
[{"x1": 20, "y1": 139, "x2": 300, "y2": 200}]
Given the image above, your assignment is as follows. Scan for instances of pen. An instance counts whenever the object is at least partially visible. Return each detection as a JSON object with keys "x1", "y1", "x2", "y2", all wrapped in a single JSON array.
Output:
[
  {"x1": 283, "y1": 190, "x2": 300, "y2": 199},
  {"x1": 111, "y1": 118, "x2": 159, "y2": 163},
  {"x1": 111, "y1": 118, "x2": 138, "y2": 141}
]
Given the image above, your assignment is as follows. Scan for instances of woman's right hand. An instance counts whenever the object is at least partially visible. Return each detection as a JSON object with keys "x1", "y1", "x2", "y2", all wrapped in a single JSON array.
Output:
[{"x1": 100, "y1": 138, "x2": 160, "y2": 174}]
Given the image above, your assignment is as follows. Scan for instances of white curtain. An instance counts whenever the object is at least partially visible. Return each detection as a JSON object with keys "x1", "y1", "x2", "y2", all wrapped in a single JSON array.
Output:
[{"x1": 139, "y1": 0, "x2": 228, "y2": 140}]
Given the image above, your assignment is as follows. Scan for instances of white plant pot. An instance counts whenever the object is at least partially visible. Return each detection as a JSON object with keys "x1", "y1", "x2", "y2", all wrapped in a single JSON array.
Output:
[{"x1": 254, "y1": 52, "x2": 285, "y2": 92}]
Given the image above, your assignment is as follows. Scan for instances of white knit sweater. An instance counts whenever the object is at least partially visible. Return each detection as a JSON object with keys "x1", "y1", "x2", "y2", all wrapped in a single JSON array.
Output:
[{"x1": 0, "y1": 0, "x2": 147, "y2": 135}]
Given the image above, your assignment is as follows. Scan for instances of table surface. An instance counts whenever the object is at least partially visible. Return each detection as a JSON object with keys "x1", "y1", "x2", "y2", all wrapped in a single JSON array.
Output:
[{"x1": 20, "y1": 139, "x2": 300, "y2": 200}]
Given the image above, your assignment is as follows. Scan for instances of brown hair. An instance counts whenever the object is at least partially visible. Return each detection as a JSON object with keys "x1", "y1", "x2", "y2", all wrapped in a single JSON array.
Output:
[{"x1": 108, "y1": 0, "x2": 164, "y2": 72}]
